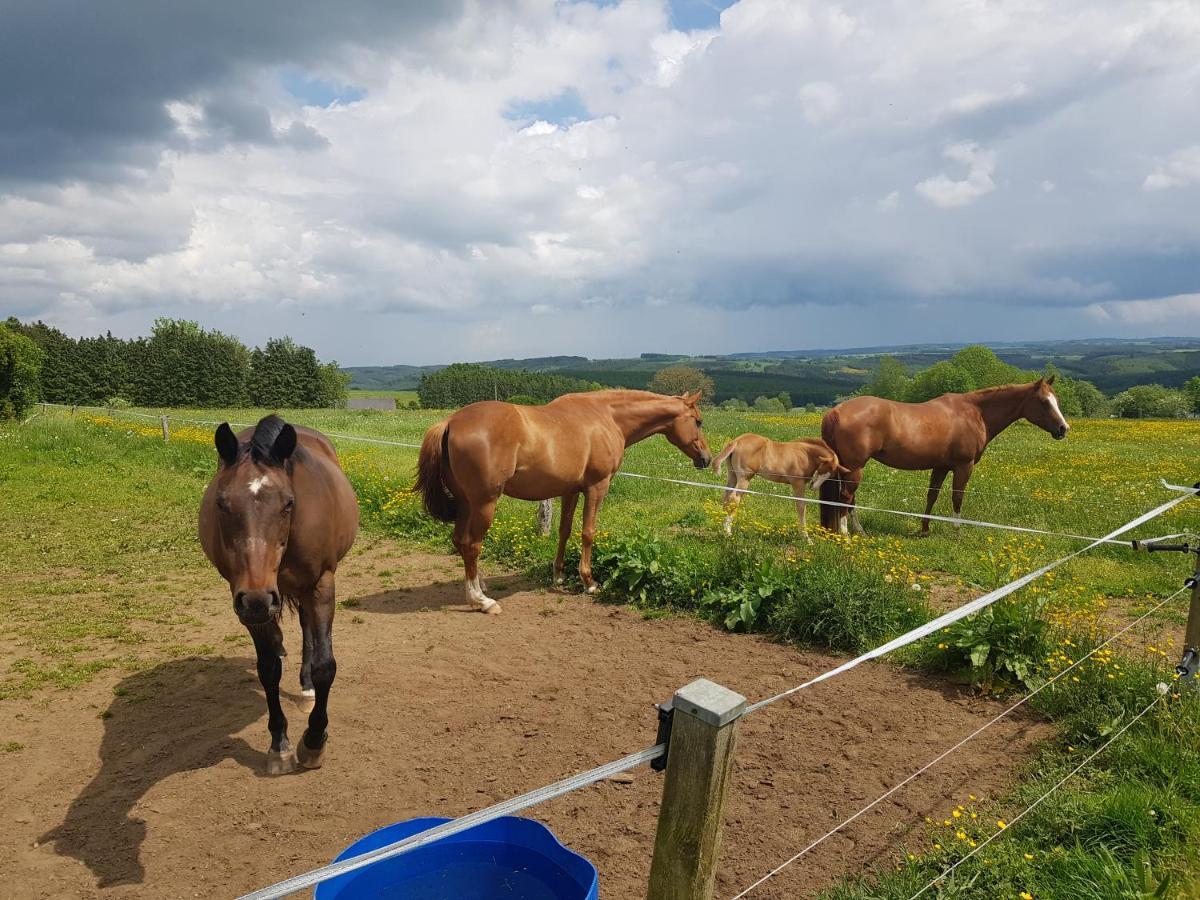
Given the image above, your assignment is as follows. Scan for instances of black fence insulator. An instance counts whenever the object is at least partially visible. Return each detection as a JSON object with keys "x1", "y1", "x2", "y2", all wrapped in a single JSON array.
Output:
[{"x1": 651, "y1": 700, "x2": 674, "y2": 772}]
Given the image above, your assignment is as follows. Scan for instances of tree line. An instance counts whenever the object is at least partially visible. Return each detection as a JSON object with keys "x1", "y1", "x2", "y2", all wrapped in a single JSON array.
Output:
[
  {"x1": 858, "y1": 345, "x2": 1200, "y2": 419},
  {"x1": 417, "y1": 363, "x2": 603, "y2": 408},
  {"x1": 0, "y1": 317, "x2": 348, "y2": 417}
]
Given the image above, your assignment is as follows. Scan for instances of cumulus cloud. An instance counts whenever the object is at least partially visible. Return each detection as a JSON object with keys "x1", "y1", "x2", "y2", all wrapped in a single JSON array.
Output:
[
  {"x1": 1, "y1": 0, "x2": 1199, "y2": 362},
  {"x1": 1143, "y1": 146, "x2": 1200, "y2": 191},
  {"x1": 915, "y1": 143, "x2": 997, "y2": 209}
]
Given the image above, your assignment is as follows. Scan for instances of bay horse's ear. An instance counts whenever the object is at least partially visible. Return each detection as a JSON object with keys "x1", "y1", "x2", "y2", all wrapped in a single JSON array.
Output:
[
  {"x1": 215, "y1": 423, "x2": 239, "y2": 466},
  {"x1": 1045, "y1": 373, "x2": 1056, "y2": 386},
  {"x1": 272, "y1": 424, "x2": 298, "y2": 462}
]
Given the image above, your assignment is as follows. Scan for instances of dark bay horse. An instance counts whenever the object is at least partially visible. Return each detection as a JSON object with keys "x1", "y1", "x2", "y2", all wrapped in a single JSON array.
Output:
[
  {"x1": 199, "y1": 415, "x2": 359, "y2": 775},
  {"x1": 416, "y1": 390, "x2": 711, "y2": 612},
  {"x1": 819, "y1": 378, "x2": 1070, "y2": 535}
]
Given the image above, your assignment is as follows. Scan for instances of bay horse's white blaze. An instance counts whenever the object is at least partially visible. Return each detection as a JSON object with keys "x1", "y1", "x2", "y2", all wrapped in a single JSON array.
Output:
[{"x1": 247, "y1": 475, "x2": 270, "y2": 495}]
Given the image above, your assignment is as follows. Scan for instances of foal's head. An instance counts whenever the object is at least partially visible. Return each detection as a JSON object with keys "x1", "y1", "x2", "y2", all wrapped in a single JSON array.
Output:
[
  {"x1": 209, "y1": 416, "x2": 299, "y2": 628},
  {"x1": 1021, "y1": 376, "x2": 1070, "y2": 440},
  {"x1": 663, "y1": 391, "x2": 712, "y2": 469}
]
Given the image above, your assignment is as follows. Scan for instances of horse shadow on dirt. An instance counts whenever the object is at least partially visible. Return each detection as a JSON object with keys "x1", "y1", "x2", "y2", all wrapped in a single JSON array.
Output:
[
  {"x1": 39, "y1": 655, "x2": 278, "y2": 888},
  {"x1": 351, "y1": 575, "x2": 537, "y2": 615}
]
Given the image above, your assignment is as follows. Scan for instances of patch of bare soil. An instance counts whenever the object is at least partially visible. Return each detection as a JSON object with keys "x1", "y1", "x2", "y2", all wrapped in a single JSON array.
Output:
[{"x1": 1, "y1": 537, "x2": 1053, "y2": 899}]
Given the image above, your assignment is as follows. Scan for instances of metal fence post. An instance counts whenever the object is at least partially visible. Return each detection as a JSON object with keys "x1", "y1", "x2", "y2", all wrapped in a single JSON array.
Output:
[
  {"x1": 536, "y1": 499, "x2": 554, "y2": 536},
  {"x1": 161, "y1": 415, "x2": 170, "y2": 443},
  {"x1": 1177, "y1": 547, "x2": 1200, "y2": 689},
  {"x1": 647, "y1": 678, "x2": 746, "y2": 900}
]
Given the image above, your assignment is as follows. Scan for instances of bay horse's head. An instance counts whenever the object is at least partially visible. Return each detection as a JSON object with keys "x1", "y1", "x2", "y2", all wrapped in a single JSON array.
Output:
[
  {"x1": 664, "y1": 391, "x2": 712, "y2": 469},
  {"x1": 1021, "y1": 376, "x2": 1070, "y2": 440},
  {"x1": 206, "y1": 416, "x2": 299, "y2": 628}
]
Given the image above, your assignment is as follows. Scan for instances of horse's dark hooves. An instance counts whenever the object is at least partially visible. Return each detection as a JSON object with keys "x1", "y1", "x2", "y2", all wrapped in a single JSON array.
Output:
[
  {"x1": 297, "y1": 735, "x2": 327, "y2": 769},
  {"x1": 266, "y1": 748, "x2": 298, "y2": 776}
]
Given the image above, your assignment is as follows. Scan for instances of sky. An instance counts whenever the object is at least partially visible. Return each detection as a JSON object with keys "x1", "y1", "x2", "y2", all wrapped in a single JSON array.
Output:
[{"x1": 1, "y1": 0, "x2": 1199, "y2": 365}]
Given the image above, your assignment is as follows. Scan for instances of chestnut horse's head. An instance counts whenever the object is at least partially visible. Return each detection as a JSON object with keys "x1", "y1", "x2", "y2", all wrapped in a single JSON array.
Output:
[
  {"x1": 663, "y1": 391, "x2": 712, "y2": 469},
  {"x1": 206, "y1": 416, "x2": 299, "y2": 628},
  {"x1": 1021, "y1": 376, "x2": 1070, "y2": 440}
]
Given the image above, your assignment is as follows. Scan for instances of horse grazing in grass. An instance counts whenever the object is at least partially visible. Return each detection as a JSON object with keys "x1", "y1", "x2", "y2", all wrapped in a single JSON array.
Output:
[
  {"x1": 416, "y1": 390, "x2": 712, "y2": 613},
  {"x1": 819, "y1": 378, "x2": 1069, "y2": 535},
  {"x1": 199, "y1": 416, "x2": 358, "y2": 775},
  {"x1": 712, "y1": 434, "x2": 848, "y2": 538}
]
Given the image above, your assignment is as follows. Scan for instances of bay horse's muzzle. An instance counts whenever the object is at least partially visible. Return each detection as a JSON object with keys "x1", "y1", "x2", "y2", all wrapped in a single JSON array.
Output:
[
  {"x1": 695, "y1": 452, "x2": 712, "y2": 469},
  {"x1": 1054, "y1": 424, "x2": 1069, "y2": 440},
  {"x1": 235, "y1": 589, "x2": 282, "y2": 626}
]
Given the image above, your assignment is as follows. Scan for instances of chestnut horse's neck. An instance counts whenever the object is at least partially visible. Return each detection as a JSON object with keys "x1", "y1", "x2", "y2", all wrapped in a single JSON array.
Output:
[
  {"x1": 604, "y1": 392, "x2": 686, "y2": 447},
  {"x1": 965, "y1": 383, "x2": 1035, "y2": 442}
]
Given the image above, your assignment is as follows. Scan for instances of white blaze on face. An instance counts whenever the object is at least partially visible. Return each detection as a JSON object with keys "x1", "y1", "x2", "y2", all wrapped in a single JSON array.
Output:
[
  {"x1": 1047, "y1": 392, "x2": 1068, "y2": 430},
  {"x1": 247, "y1": 475, "x2": 270, "y2": 496},
  {"x1": 810, "y1": 472, "x2": 831, "y2": 490}
]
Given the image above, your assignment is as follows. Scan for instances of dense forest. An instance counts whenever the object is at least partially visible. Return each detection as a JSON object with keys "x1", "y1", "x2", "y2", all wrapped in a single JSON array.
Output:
[
  {"x1": 346, "y1": 337, "x2": 1200, "y2": 407},
  {"x1": 416, "y1": 363, "x2": 602, "y2": 408},
  {"x1": 3, "y1": 318, "x2": 348, "y2": 411}
]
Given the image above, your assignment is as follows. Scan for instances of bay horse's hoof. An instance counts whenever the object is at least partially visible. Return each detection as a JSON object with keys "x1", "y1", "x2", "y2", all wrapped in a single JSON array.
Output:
[
  {"x1": 296, "y1": 735, "x2": 327, "y2": 769},
  {"x1": 266, "y1": 748, "x2": 298, "y2": 776},
  {"x1": 585, "y1": 583, "x2": 600, "y2": 595},
  {"x1": 298, "y1": 688, "x2": 316, "y2": 713},
  {"x1": 483, "y1": 602, "x2": 503, "y2": 615}
]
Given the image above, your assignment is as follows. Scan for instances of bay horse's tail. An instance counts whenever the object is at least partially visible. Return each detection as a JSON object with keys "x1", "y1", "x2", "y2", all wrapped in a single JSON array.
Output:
[
  {"x1": 711, "y1": 438, "x2": 739, "y2": 476},
  {"x1": 819, "y1": 409, "x2": 842, "y2": 530},
  {"x1": 416, "y1": 421, "x2": 457, "y2": 522}
]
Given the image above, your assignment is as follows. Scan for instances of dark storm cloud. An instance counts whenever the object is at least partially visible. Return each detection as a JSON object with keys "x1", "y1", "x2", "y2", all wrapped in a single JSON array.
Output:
[{"x1": 0, "y1": 0, "x2": 461, "y2": 183}]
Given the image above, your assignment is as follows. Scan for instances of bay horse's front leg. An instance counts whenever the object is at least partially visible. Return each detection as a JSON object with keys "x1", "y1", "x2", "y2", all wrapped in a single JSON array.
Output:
[
  {"x1": 553, "y1": 492, "x2": 580, "y2": 589},
  {"x1": 921, "y1": 467, "x2": 950, "y2": 536},
  {"x1": 579, "y1": 477, "x2": 611, "y2": 594},
  {"x1": 297, "y1": 572, "x2": 336, "y2": 769},
  {"x1": 298, "y1": 604, "x2": 316, "y2": 713},
  {"x1": 248, "y1": 620, "x2": 295, "y2": 775}
]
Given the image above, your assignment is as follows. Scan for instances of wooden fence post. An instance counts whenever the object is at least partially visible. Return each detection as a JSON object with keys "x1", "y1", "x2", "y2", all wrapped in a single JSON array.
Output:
[
  {"x1": 647, "y1": 678, "x2": 746, "y2": 900},
  {"x1": 536, "y1": 499, "x2": 554, "y2": 537},
  {"x1": 161, "y1": 415, "x2": 170, "y2": 443}
]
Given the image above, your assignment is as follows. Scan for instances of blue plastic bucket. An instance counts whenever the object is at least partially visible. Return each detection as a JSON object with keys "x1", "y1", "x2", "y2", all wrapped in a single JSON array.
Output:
[{"x1": 314, "y1": 816, "x2": 599, "y2": 900}]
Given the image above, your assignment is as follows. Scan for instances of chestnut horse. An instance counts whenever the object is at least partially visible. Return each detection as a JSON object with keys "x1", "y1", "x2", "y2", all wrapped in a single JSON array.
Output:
[
  {"x1": 199, "y1": 416, "x2": 358, "y2": 775},
  {"x1": 819, "y1": 378, "x2": 1070, "y2": 535},
  {"x1": 416, "y1": 390, "x2": 711, "y2": 613},
  {"x1": 712, "y1": 434, "x2": 847, "y2": 538}
]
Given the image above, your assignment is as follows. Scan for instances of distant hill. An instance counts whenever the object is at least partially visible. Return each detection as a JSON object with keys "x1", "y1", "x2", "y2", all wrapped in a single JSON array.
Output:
[{"x1": 343, "y1": 337, "x2": 1200, "y2": 404}]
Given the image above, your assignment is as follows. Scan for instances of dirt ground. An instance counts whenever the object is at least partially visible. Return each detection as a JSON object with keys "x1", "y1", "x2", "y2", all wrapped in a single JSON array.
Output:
[{"x1": 2, "y1": 537, "x2": 1054, "y2": 899}]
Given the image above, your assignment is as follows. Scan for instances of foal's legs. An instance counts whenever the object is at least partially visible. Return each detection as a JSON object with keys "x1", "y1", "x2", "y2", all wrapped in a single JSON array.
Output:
[
  {"x1": 789, "y1": 477, "x2": 812, "y2": 541},
  {"x1": 921, "y1": 467, "x2": 950, "y2": 536},
  {"x1": 553, "y1": 491, "x2": 580, "y2": 588},
  {"x1": 249, "y1": 620, "x2": 294, "y2": 775},
  {"x1": 722, "y1": 468, "x2": 752, "y2": 536},
  {"x1": 461, "y1": 495, "x2": 501, "y2": 613},
  {"x1": 950, "y1": 463, "x2": 974, "y2": 523},
  {"x1": 298, "y1": 604, "x2": 316, "y2": 713},
  {"x1": 578, "y1": 477, "x2": 611, "y2": 594},
  {"x1": 297, "y1": 571, "x2": 336, "y2": 769}
]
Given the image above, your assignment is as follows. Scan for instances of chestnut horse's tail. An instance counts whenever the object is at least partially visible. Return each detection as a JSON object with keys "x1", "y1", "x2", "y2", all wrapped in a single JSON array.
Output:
[
  {"x1": 416, "y1": 421, "x2": 457, "y2": 522},
  {"x1": 819, "y1": 409, "x2": 842, "y2": 530},
  {"x1": 711, "y1": 438, "x2": 739, "y2": 476}
]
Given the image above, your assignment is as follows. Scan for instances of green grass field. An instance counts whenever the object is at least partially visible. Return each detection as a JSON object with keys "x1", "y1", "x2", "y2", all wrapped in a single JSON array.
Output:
[{"x1": 5, "y1": 403, "x2": 1200, "y2": 897}]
